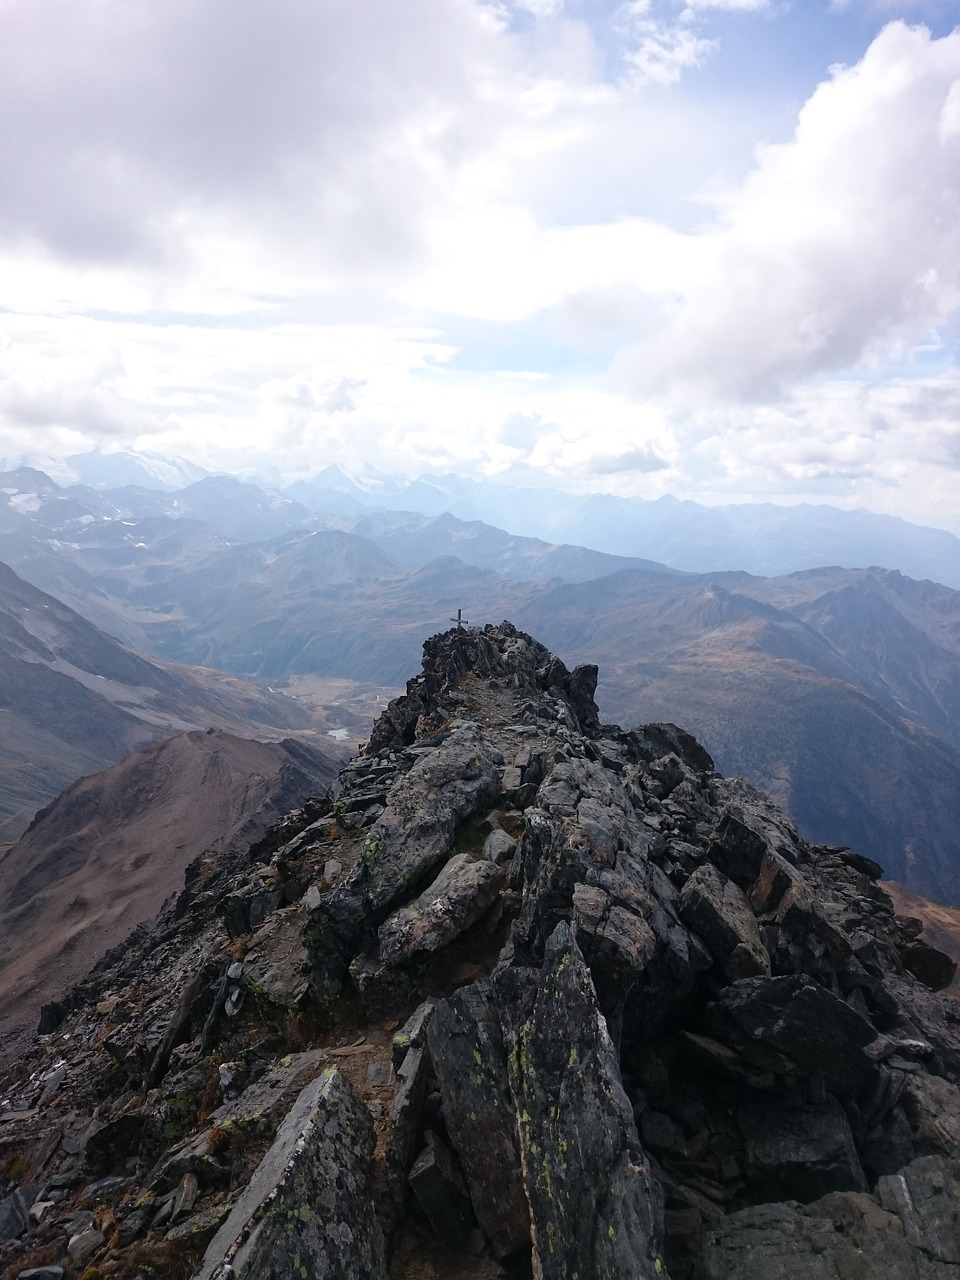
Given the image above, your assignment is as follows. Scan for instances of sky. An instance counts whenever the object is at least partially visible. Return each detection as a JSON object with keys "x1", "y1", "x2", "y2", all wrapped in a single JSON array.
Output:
[{"x1": 1, "y1": 0, "x2": 960, "y2": 534}]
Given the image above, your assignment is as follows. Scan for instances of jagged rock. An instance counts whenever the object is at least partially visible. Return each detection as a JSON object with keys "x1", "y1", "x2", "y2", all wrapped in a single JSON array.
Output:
[
  {"x1": 426, "y1": 980, "x2": 529, "y2": 1261},
  {"x1": 194, "y1": 1068, "x2": 386, "y2": 1280},
  {"x1": 899, "y1": 1072, "x2": 960, "y2": 1156},
  {"x1": 749, "y1": 848, "x2": 807, "y2": 915},
  {"x1": 679, "y1": 864, "x2": 770, "y2": 980},
  {"x1": 708, "y1": 810, "x2": 772, "y2": 888},
  {"x1": 876, "y1": 1151, "x2": 960, "y2": 1263},
  {"x1": 695, "y1": 1190, "x2": 960, "y2": 1279},
  {"x1": 408, "y1": 1129, "x2": 476, "y2": 1250},
  {"x1": 900, "y1": 942, "x2": 957, "y2": 991},
  {"x1": 710, "y1": 974, "x2": 877, "y2": 1094},
  {"x1": 307, "y1": 724, "x2": 502, "y2": 996},
  {"x1": 377, "y1": 853, "x2": 504, "y2": 965},
  {"x1": 498, "y1": 923, "x2": 667, "y2": 1279},
  {"x1": 738, "y1": 1094, "x2": 867, "y2": 1202}
]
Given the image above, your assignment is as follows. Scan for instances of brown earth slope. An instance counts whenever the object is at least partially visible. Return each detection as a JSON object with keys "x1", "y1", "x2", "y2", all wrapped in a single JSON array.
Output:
[
  {"x1": 0, "y1": 559, "x2": 338, "y2": 842},
  {"x1": 0, "y1": 730, "x2": 338, "y2": 1065}
]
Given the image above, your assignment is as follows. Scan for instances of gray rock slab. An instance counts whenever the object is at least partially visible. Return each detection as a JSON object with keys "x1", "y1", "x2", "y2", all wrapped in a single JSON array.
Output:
[
  {"x1": 193, "y1": 1067, "x2": 386, "y2": 1280},
  {"x1": 377, "y1": 853, "x2": 504, "y2": 965},
  {"x1": 498, "y1": 923, "x2": 667, "y2": 1280},
  {"x1": 877, "y1": 1151, "x2": 960, "y2": 1264},
  {"x1": 738, "y1": 1094, "x2": 867, "y2": 1202},
  {"x1": 695, "y1": 1192, "x2": 960, "y2": 1280},
  {"x1": 679, "y1": 863, "x2": 770, "y2": 980},
  {"x1": 427, "y1": 979, "x2": 529, "y2": 1261},
  {"x1": 243, "y1": 906, "x2": 311, "y2": 1008},
  {"x1": 0, "y1": 1189, "x2": 29, "y2": 1242},
  {"x1": 716, "y1": 974, "x2": 877, "y2": 1094}
]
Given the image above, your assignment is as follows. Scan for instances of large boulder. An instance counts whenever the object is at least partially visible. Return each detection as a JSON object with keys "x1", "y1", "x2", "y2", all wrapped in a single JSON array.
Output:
[
  {"x1": 306, "y1": 724, "x2": 502, "y2": 995},
  {"x1": 193, "y1": 1068, "x2": 385, "y2": 1280},
  {"x1": 695, "y1": 1191, "x2": 960, "y2": 1280},
  {"x1": 498, "y1": 923, "x2": 667, "y2": 1280},
  {"x1": 679, "y1": 864, "x2": 770, "y2": 980},
  {"x1": 710, "y1": 974, "x2": 878, "y2": 1094},
  {"x1": 426, "y1": 981, "x2": 529, "y2": 1262},
  {"x1": 738, "y1": 1094, "x2": 867, "y2": 1203},
  {"x1": 377, "y1": 853, "x2": 504, "y2": 965}
]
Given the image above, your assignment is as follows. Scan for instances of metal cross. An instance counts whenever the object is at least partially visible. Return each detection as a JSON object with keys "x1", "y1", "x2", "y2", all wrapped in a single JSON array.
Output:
[{"x1": 450, "y1": 608, "x2": 468, "y2": 630}]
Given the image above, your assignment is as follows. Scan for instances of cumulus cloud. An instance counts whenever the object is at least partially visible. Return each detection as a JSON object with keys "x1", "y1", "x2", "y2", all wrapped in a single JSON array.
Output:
[
  {"x1": 587, "y1": 444, "x2": 670, "y2": 473},
  {"x1": 617, "y1": 3, "x2": 716, "y2": 86},
  {"x1": 612, "y1": 21, "x2": 960, "y2": 400},
  {"x1": 0, "y1": 0, "x2": 508, "y2": 271}
]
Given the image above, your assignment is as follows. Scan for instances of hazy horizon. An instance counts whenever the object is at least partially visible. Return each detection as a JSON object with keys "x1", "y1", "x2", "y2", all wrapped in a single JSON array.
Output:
[{"x1": 1, "y1": 2, "x2": 959, "y2": 536}]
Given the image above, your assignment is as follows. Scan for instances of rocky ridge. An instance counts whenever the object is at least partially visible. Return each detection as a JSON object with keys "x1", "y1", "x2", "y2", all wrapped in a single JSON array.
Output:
[{"x1": 1, "y1": 622, "x2": 959, "y2": 1278}]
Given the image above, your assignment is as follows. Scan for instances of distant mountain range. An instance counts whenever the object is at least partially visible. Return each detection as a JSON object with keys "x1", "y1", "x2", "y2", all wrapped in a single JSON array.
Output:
[
  {"x1": 1, "y1": 458, "x2": 958, "y2": 901},
  {"x1": 8, "y1": 447, "x2": 960, "y2": 586}
]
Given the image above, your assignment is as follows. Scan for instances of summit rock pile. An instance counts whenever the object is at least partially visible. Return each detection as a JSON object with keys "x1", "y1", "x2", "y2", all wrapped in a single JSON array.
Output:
[{"x1": 1, "y1": 622, "x2": 959, "y2": 1278}]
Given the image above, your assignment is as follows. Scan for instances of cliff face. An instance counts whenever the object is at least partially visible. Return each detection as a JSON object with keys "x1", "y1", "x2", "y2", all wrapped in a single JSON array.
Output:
[{"x1": 1, "y1": 623, "x2": 959, "y2": 1279}]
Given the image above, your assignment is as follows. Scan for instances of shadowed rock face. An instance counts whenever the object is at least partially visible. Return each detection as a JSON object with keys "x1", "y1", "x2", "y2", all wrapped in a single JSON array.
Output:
[{"x1": 1, "y1": 621, "x2": 959, "y2": 1280}]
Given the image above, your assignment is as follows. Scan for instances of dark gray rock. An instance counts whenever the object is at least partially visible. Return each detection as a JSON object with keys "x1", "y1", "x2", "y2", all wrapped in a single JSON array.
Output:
[
  {"x1": 738, "y1": 1094, "x2": 867, "y2": 1202},
  {"x1": 679, "y1": 864, "x2": 769, "y2": 980},
  {"x1": 408, "y1": 1129, "x2": 477, "y2": 1251},
  {"x1": 307, "y1": 724, "x2": 502, "y2": 996},
  {"x1": 483, "y1": 827, "x2": 517, "y2": 864},
  {"x1": 426, "y1": 980, "x2": 529, "y2": 1261},
  {"x1": 193, "y1": 1068, "x2": 386, "y2": 1280},
  {"x1": 713, "y1": 974, "x2": 877, "y2": 1094},
  {"x1": 695, "y1": 1191, "x2": 960, "y2": 1279},
  {"x1": 377, "y1": 853, "x2": 504, "y2": 965},
  {"x1": 900, "y1": 942, "x2": 957, "y2": 991},
  {"x1": 391, "y1": 998, "x2": 438, "y2": 1072},
  {"x1": 498, "y1": 923, "x2": 667, "y2": 1280},
  {"x1": 709, "y1": 810, "x2": 771, "y2": 888},
  {"x1": 0, "y1": 1189, "x2": 29, "y2": 1242},
  {"x1": 381, "y1": 1042, "x2": 430, "y2": 1234},
  {"x1": 877, "y1": 1151, "x2": 960, "y2": 1264}
]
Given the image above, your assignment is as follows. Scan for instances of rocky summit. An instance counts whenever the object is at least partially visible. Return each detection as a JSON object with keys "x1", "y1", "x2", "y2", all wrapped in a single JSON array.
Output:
[{"x1": 2, "y1": 621, "x2": 959, "y2": 1279}]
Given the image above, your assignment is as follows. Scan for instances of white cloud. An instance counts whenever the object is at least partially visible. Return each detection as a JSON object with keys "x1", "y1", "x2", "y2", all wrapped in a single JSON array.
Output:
[
  {"x1": 682, "y1": 0, "x2": 768, "y2": 10},
  {"x1": 617, "y1": 3, "x2": 716, "y2": 87},
  {"x1": 0, "y1": 0, "x2": 510, "y2": 277},
  {"x1": 0, "y1": 1, "x2": 958, "y2": 540},
  {"x1": 612, "y1": 21, "x2": 960, "y2": 399}
]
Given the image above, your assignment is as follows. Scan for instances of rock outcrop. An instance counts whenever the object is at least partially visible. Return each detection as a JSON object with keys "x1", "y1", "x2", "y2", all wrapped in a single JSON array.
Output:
[{"x1": 1, "y1": 621, "x2": 959, "y2": 1280}]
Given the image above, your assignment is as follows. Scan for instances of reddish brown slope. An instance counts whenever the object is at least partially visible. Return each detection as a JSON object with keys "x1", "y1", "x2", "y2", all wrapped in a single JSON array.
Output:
[
  {"x1": 882, "y1": 880, "x2": 960, "y2": 995},
  {"x1": 0, "y1": 730, "x2": 338, "y2": 1061}
]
